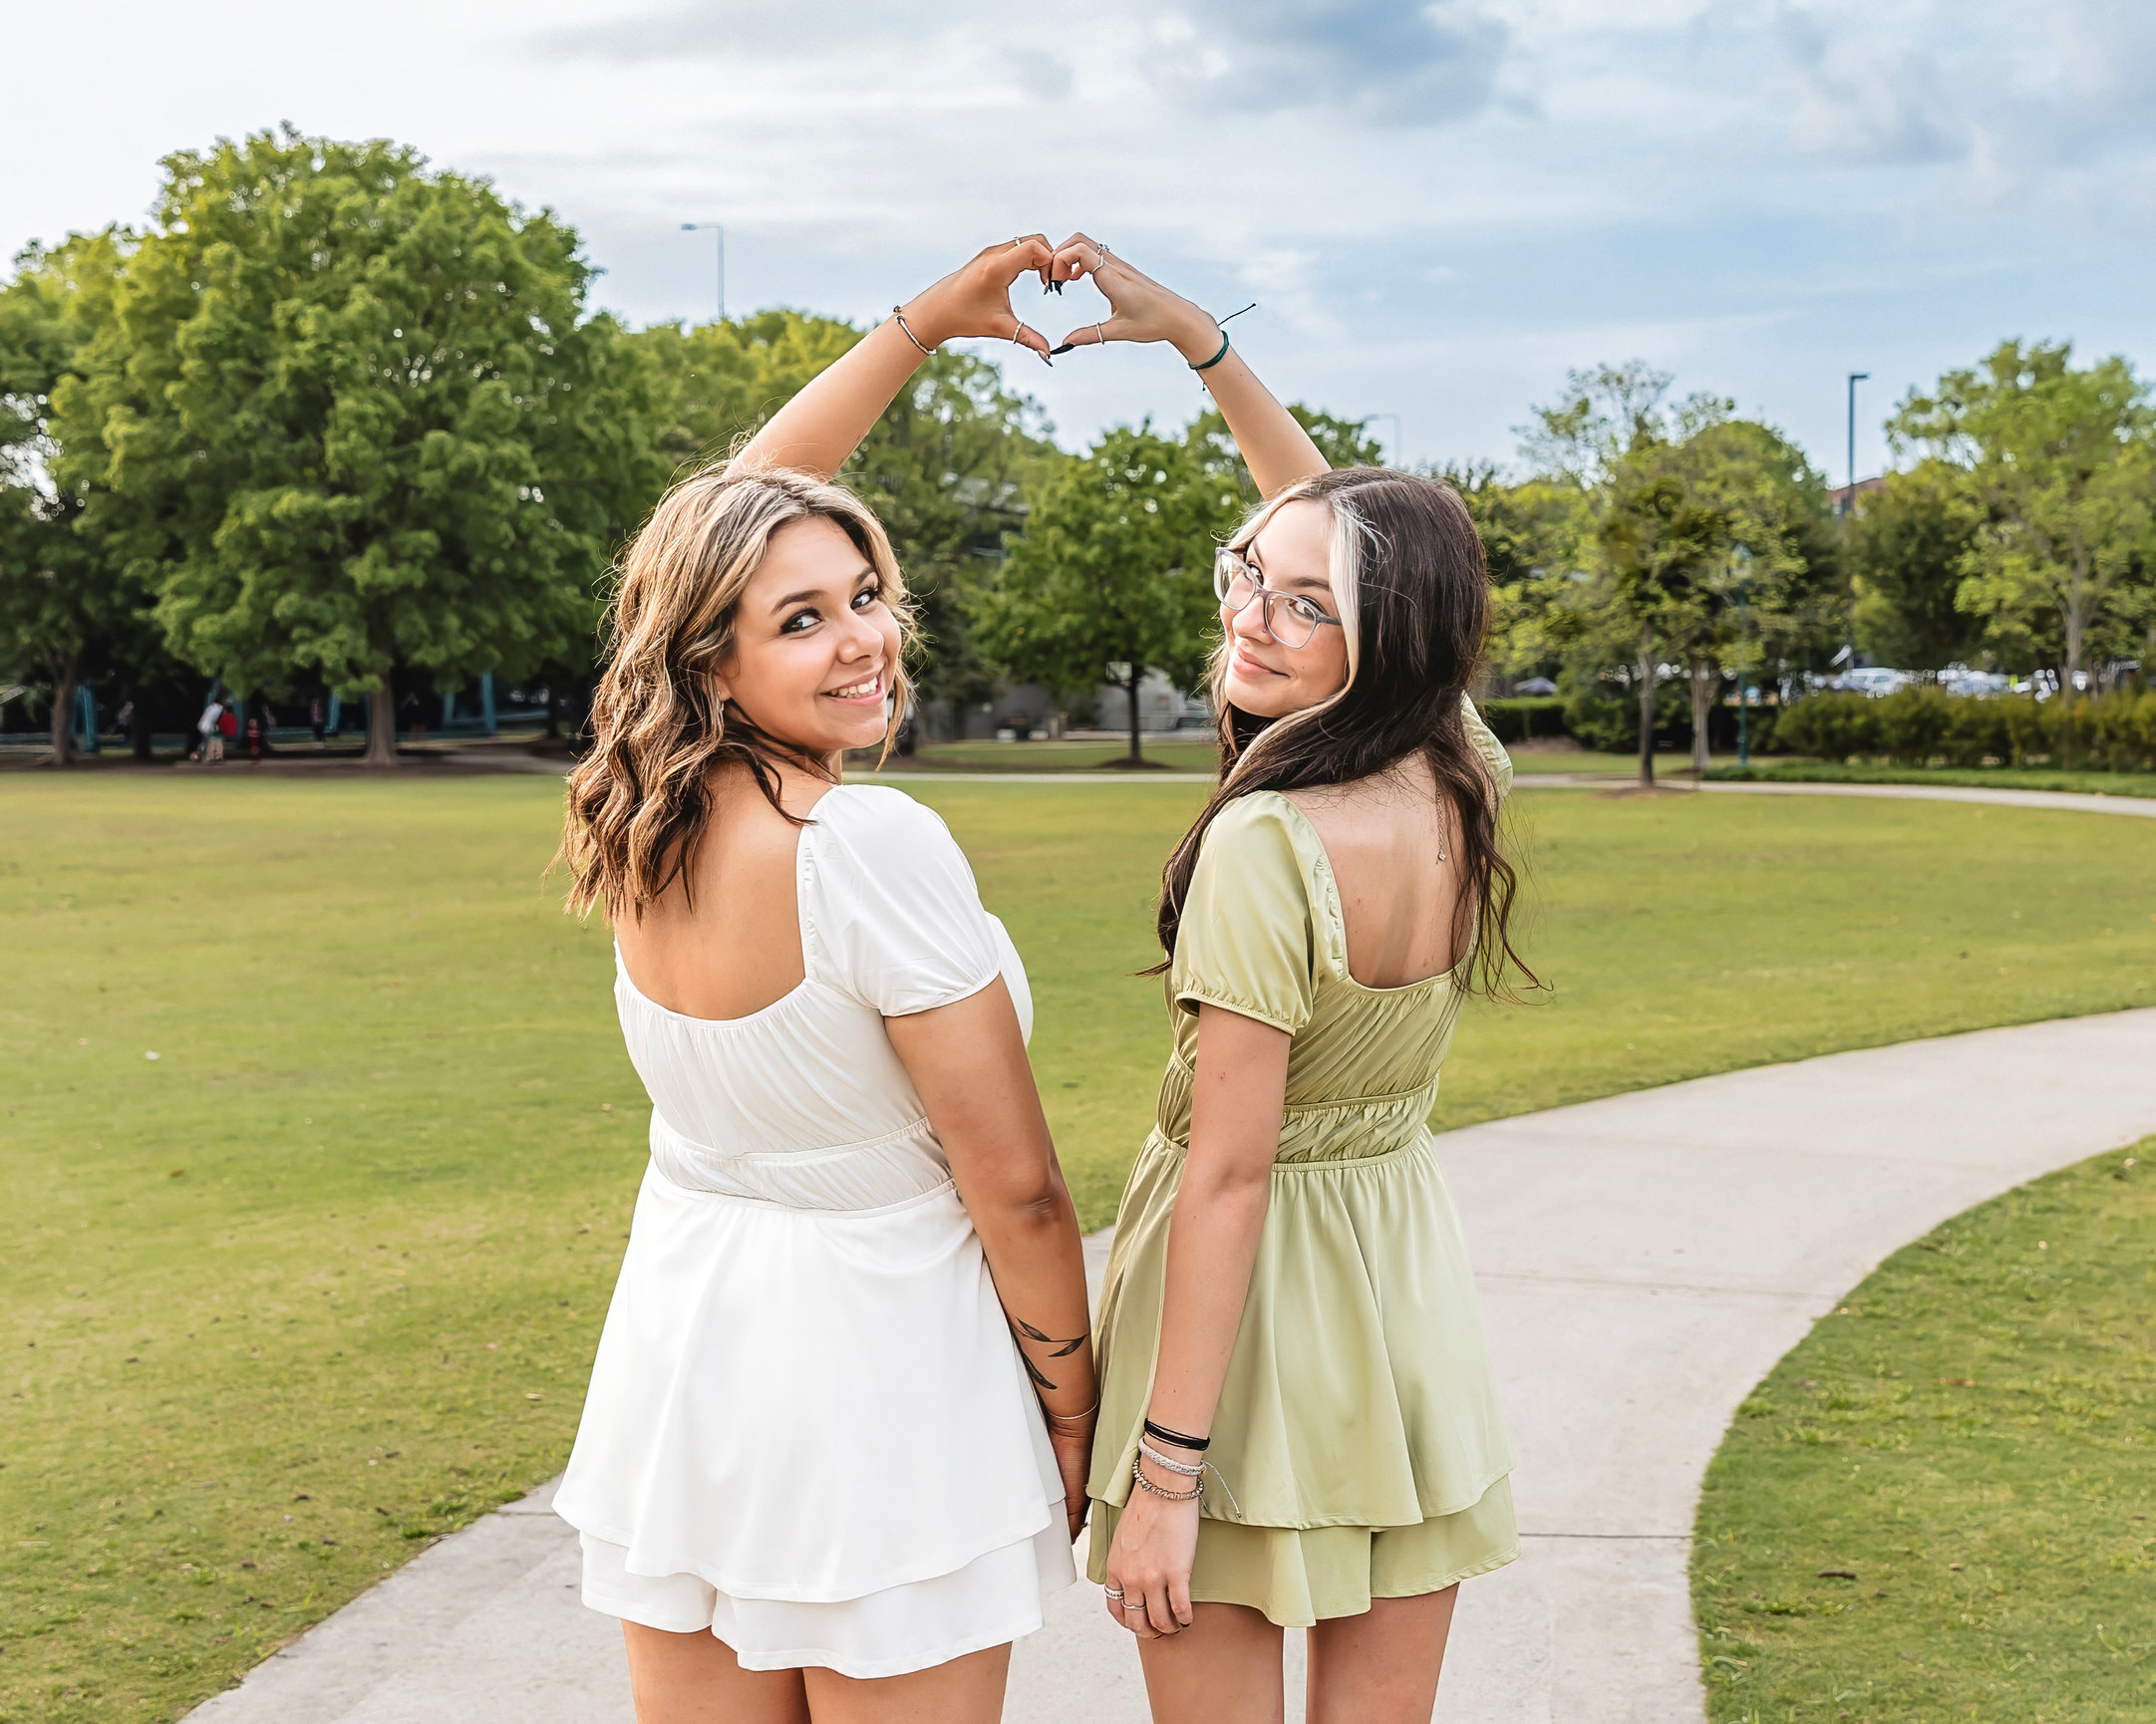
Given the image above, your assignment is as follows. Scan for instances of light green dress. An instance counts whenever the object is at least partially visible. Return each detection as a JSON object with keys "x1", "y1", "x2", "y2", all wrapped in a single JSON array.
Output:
[{"x1": 1085, "y1": 724, "x2": 1519, "y2": 1625}]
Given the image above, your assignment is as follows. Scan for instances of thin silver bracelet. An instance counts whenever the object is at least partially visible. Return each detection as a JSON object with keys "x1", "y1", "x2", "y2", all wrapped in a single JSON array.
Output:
[
  {"x1": 890, "y1": 305, "x2": 934, "y2": 356},
  {"x1": 1139, "y1": 1440, "x2": 1204, "y2": 1478},
  {"x1": 1131, "y1": 1452, "x2": 1203, "y2": 1502}
]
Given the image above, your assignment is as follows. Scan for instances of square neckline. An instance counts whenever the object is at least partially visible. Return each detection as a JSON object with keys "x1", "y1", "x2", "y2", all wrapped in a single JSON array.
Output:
[
  {"x1": 609, "y1": 779, "x2": 850, "y2": 1027},
  {"x1": 1268, "y1": 792, "x2": 1463, "y2": 999}
]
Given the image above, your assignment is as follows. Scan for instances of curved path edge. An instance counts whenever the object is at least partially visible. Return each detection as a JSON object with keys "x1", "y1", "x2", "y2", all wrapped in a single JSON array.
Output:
[{"x1": 183, "y1": 1009, "x2": 2156, "y2": 1723}]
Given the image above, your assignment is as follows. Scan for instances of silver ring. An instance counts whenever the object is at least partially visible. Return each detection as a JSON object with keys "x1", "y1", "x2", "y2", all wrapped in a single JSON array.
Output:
[
  {"x1": 1094, "y1": 244, "x2": 1111, "y2": 270},
  {"x1": 1094, "y1": 322, "x2": 1106, "y2": 347},
  {"x1": 1102, "y1": 1586, "x2": 1124, "y2": 1600},
  {"x1": 1012, "y1": 321, "x2": 1031, "y2": 347}
]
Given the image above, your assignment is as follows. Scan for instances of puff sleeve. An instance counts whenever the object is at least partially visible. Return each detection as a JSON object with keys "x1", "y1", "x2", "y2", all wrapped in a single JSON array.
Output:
[
  {"x1": 1168, "y1": 793, "x2": 1317, "y2": 1036},
  {"x1": 801, "y1": 786, "x2": 1012, "y2": 1020},
  {"x1": 1462, "y1": 695, "x2": 1513, "y2": 801}
]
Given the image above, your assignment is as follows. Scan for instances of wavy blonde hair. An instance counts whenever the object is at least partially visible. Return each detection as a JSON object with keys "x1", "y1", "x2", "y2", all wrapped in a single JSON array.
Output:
[{"x1": 559, "y1": 463, "x2": 917, "y2": 920}]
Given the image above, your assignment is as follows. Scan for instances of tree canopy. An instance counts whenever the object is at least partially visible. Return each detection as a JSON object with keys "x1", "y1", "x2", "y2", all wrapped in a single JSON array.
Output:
[{"x1": 50, "y1": 127, "x2": 665, "y2": 761}]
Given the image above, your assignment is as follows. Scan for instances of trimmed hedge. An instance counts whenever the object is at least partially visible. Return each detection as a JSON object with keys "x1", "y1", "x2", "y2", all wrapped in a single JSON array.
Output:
[
  {"x1": 1776, "y1": 688, "x2": 2156, "y2": 771},
  {"x1": 1477, "y1": 696, "x2": 1569, "y2": 744}
]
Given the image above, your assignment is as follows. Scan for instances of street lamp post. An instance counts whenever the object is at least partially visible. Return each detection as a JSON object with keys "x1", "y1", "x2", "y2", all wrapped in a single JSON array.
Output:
[
  {"x1": 1842, "y1": 370, "x2": 1868, "y2": 675},
  {"x1": 1360, "y1": 414, "x2": 1403, "y2": 467},
  {"x1": 681, "y1": 222, "x2": 726, "y2": 322}
]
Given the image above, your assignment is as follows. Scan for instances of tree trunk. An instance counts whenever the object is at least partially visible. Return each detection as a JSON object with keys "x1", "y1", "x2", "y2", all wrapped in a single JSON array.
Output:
[
  {"x1": 362, "y1": 685, "x2": 400, "y2": 766},
  {"x1": 1636, "y1": 643, "x2": 1656, "y2": 788},
  {"x1": 1691, "y1": 661, "x2": 1713, "y2": 773},
  {"x1": 46, "y1": 652, "x2": 80, "y2": 768},
  {"x1": 1126, "y1": 670, "x2": 1144, "y2": 765}
]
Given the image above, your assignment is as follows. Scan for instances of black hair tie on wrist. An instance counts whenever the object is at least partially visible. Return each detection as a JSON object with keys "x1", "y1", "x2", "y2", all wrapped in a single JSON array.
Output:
[{"x1": 1143, "y1": 1418, "x2": 1211, "y2": 1453}]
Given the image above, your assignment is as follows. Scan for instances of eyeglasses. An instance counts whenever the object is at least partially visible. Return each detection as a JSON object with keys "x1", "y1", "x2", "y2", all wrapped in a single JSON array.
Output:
[{"x1": 1213, "y1": 549, "x2": 1344, "y2": 651}]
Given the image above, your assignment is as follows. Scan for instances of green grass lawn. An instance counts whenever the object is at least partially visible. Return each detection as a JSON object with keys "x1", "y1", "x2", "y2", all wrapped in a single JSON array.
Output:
[
  {"x1": 1704, "y1": 761, "x2": 2156, "y2": 799},
  {"x1": 1504, "y1": 745, "x2": 1697, "y2": 776},
  {"x1": 1694, "y1": 1142, "x2": 2154, "y2": 1721},
  {"x1": 4, "y1": 773, "x2": 2155, "y2": 1721},
  {"x1": 865, "y1": 737, "x2": 1221, "y2": 773}
]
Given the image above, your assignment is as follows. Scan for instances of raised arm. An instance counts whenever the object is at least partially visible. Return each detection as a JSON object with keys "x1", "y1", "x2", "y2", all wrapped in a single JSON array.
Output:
[
  {"x1": 1046, "y1": 232, "x2": 1331, "y2": 498},
  {"x1": 732, "y1": 237, "x2": 1059, "y2": 480}
]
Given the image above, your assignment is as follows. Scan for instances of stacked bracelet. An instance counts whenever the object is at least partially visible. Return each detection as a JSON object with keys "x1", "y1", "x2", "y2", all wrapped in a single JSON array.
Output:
[
  {"x1": 1143, "y1": 1418, "x2": 1210, "y2": 1452},
  {"x1": 1189, "y1": 331, "x2": 1231, "y2": 372},
  {"x1": 1131, "y1": 1452, "x2": 1203, "y2": 1502}
]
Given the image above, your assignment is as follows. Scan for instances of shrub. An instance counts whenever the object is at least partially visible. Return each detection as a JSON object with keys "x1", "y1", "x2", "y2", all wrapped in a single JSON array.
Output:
[
  {"x1": 1477, "y1": 697, "x2": 1568, "y2": 745},
  {"x1": 1874, "y1": 686, "x2": 1956, "y2": 764},
  {"x1": 1941, "y1": 696, "x2": 2010, "y2": 767},
  {"x1": 1775, "y1": 693, "x2": 1881, "y2": 763},
  {"x1": 1561, "y1": 672, "x2": 1690, "y2": 753}
]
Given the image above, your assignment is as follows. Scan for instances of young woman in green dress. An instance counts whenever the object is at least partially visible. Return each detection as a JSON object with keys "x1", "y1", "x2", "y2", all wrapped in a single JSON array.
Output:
[{"x1": 1045, "y1": 235, "x2": 1532, "y2": 1723}]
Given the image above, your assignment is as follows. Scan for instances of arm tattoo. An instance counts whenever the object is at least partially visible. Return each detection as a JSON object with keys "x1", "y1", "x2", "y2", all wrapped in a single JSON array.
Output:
[{"x1": 1010, "y1": 1315, "x2": 1089, "y2": 1392}]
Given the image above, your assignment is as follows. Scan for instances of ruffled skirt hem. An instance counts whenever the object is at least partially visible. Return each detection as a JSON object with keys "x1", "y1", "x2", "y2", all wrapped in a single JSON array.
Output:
[
  {"x1": 580, "y1": 1523, "x2": 1076, "y2": 1678},
  {"x1": 1085, "y1": 1472, "x2": 1517, "y2": 1628}
]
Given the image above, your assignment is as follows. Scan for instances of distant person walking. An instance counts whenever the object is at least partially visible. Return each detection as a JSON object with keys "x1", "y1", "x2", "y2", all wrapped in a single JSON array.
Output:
[{"x1": 196, "y1": 699, "x2": 223, "y2": 763}]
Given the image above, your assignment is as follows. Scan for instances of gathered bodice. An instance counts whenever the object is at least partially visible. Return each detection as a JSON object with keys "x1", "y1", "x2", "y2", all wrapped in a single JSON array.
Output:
[
  {"x1": 612, "y1": 785, "x2": 1031, "y2": 1213},
  {"x1": 1151, "y1": 802, "x2": 1467, "y2": 1165}
]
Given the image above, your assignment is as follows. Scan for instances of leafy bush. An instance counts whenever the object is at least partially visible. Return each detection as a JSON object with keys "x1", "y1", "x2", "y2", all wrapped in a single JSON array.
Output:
[
  {"x1": 1873, "y1": 686, "x2": 1957, "y2": 764},
  {"x1": 1775, "y1": 693, "x2": 1882, "y2": 763},
  {"x1": 1561, "y1": 671, "x2": 1691, "y2": 753},
  {"x1": 1477, "y1": 697, "x2": 1568, "y2": 744},
  {"x1": 1782, "y1": 686, "x2": 2152, "y2": 771}
]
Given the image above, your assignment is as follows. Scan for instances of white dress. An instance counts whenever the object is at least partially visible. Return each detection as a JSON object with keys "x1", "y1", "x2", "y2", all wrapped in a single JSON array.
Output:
[{"x1": 553, "y1": 785, "x2": 1075, "y2": 1678}]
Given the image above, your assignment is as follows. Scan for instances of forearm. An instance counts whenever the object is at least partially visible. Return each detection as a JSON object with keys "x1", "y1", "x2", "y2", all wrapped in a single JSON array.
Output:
[
  {"x1": 1146, "y1": 308, "x2": 1328, "y2": 498},
  {"x1": 1146, "y1": 1166, "x2": 1272, "y2": 1441},
  {"x1": 970, "y1": 1170, "x2": 1097, "y2": 1422},
  {"x1": 1198, "y1": 350, "x2": 1331, "y2": 496},
  {"x1": 731, "y1": 315, "x2": 925, "y2": 480}
]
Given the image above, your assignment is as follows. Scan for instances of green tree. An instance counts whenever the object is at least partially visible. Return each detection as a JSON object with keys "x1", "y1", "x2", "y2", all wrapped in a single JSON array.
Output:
[
  {"x1": 52, "y1": 127, "x2": 663, "y2": 764},
  {"x1": 1439, "y1": 461, "x2": 1591, "y2": 683},
  {"x1": 0, "y1": 233, "x2": 120, "y2": 762},
  {"x1": 1848, "y1": 459, "x2": 1988, "y2": 672},
  {"x1": 1588, "y1": 440, "x2": 1728, "y2": 785},
  {"x1": 1183, "y1": 405, "x2": 1383, "y2": 511},
  {"x1": 972, "y1": 424, "x2": 1223, "y2": 765},
  {"x1": 1891, "y1": 340, "x2": 2155, "y2": 687}
]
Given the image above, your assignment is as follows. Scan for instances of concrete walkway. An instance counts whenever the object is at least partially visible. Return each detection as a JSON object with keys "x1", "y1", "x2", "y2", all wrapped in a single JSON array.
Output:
[{"x1": 184, "y1": 1008, "x2": 2156, "y2": 1722}]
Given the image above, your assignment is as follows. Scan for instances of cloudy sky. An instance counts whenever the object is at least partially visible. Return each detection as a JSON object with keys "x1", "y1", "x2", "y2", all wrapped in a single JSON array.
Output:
[{"x1": 10, "y1": 1, "x2": 2153, "y2": 479}]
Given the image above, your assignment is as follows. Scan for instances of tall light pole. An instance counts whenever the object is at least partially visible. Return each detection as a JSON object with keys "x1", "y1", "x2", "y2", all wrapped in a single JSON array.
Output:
[
  {"x1": 1842, "y1": 370, "x2": 1869, "y2": 675},
  {"x1": 1844, "y1": 372, "x2": 1868, "y2": 517},
  {"x1": 1360, "y1": 414, "x2": 1403, "y2": 467},
  {"x1": 682, "y1": 222, "x2": 726, "y2": 322}
]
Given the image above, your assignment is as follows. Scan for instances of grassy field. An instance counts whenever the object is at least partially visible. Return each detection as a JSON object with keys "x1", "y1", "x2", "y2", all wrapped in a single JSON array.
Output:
[
  {"x1": 1694, "y1": 1142, "x2": 2154, "y2": 1721},
  {"x1": 4, "y1": 772, "x2": 2156, "y2": 1721},
  {"x1": 1704, "y1": 761, "x2": 2156, "y2": 799},
  {"x1": 871, "y1": 737, "x2": 1221, "y2": 773}
]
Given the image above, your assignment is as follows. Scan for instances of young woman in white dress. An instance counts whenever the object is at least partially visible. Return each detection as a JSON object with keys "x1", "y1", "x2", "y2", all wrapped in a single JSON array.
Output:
[{"x1": 553, "y1": 238, "x2": 1095, "y2": 1723}]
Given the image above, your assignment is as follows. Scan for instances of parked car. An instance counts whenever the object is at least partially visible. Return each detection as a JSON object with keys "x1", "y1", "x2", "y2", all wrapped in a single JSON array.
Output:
[
  {"x1": 1511, "y1": 676, "x2": 1559, "y2": 697},
  {"x1": 1838, "y1": 666, "x2": 1910, "y2": 697}
]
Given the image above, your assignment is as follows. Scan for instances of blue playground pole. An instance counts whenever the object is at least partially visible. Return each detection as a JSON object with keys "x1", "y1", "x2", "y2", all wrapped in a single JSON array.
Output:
[
  {"x1": 442, "y1": 691, "x2": 457, "y2": 729},
  {"x1": 327, "y1": 693, "x2": 342, "y2": 734},
  {"x1": 75, "y1": 683, "x2": 99, "y2": 754},
  {"x1": 480, "y1": 671, "x2": 497, "y2": 735}
]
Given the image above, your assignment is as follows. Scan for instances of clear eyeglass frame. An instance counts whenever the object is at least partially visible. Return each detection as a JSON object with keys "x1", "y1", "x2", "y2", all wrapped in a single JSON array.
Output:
[{"x1": 1213, "y1": 548, "x2": 1344, "y2": 651}]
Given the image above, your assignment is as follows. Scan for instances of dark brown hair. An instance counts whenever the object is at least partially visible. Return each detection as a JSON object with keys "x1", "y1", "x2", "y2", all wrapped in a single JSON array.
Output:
[{"x1": 1156, "y1": 466, "x2": 1533, "y2": 996}]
